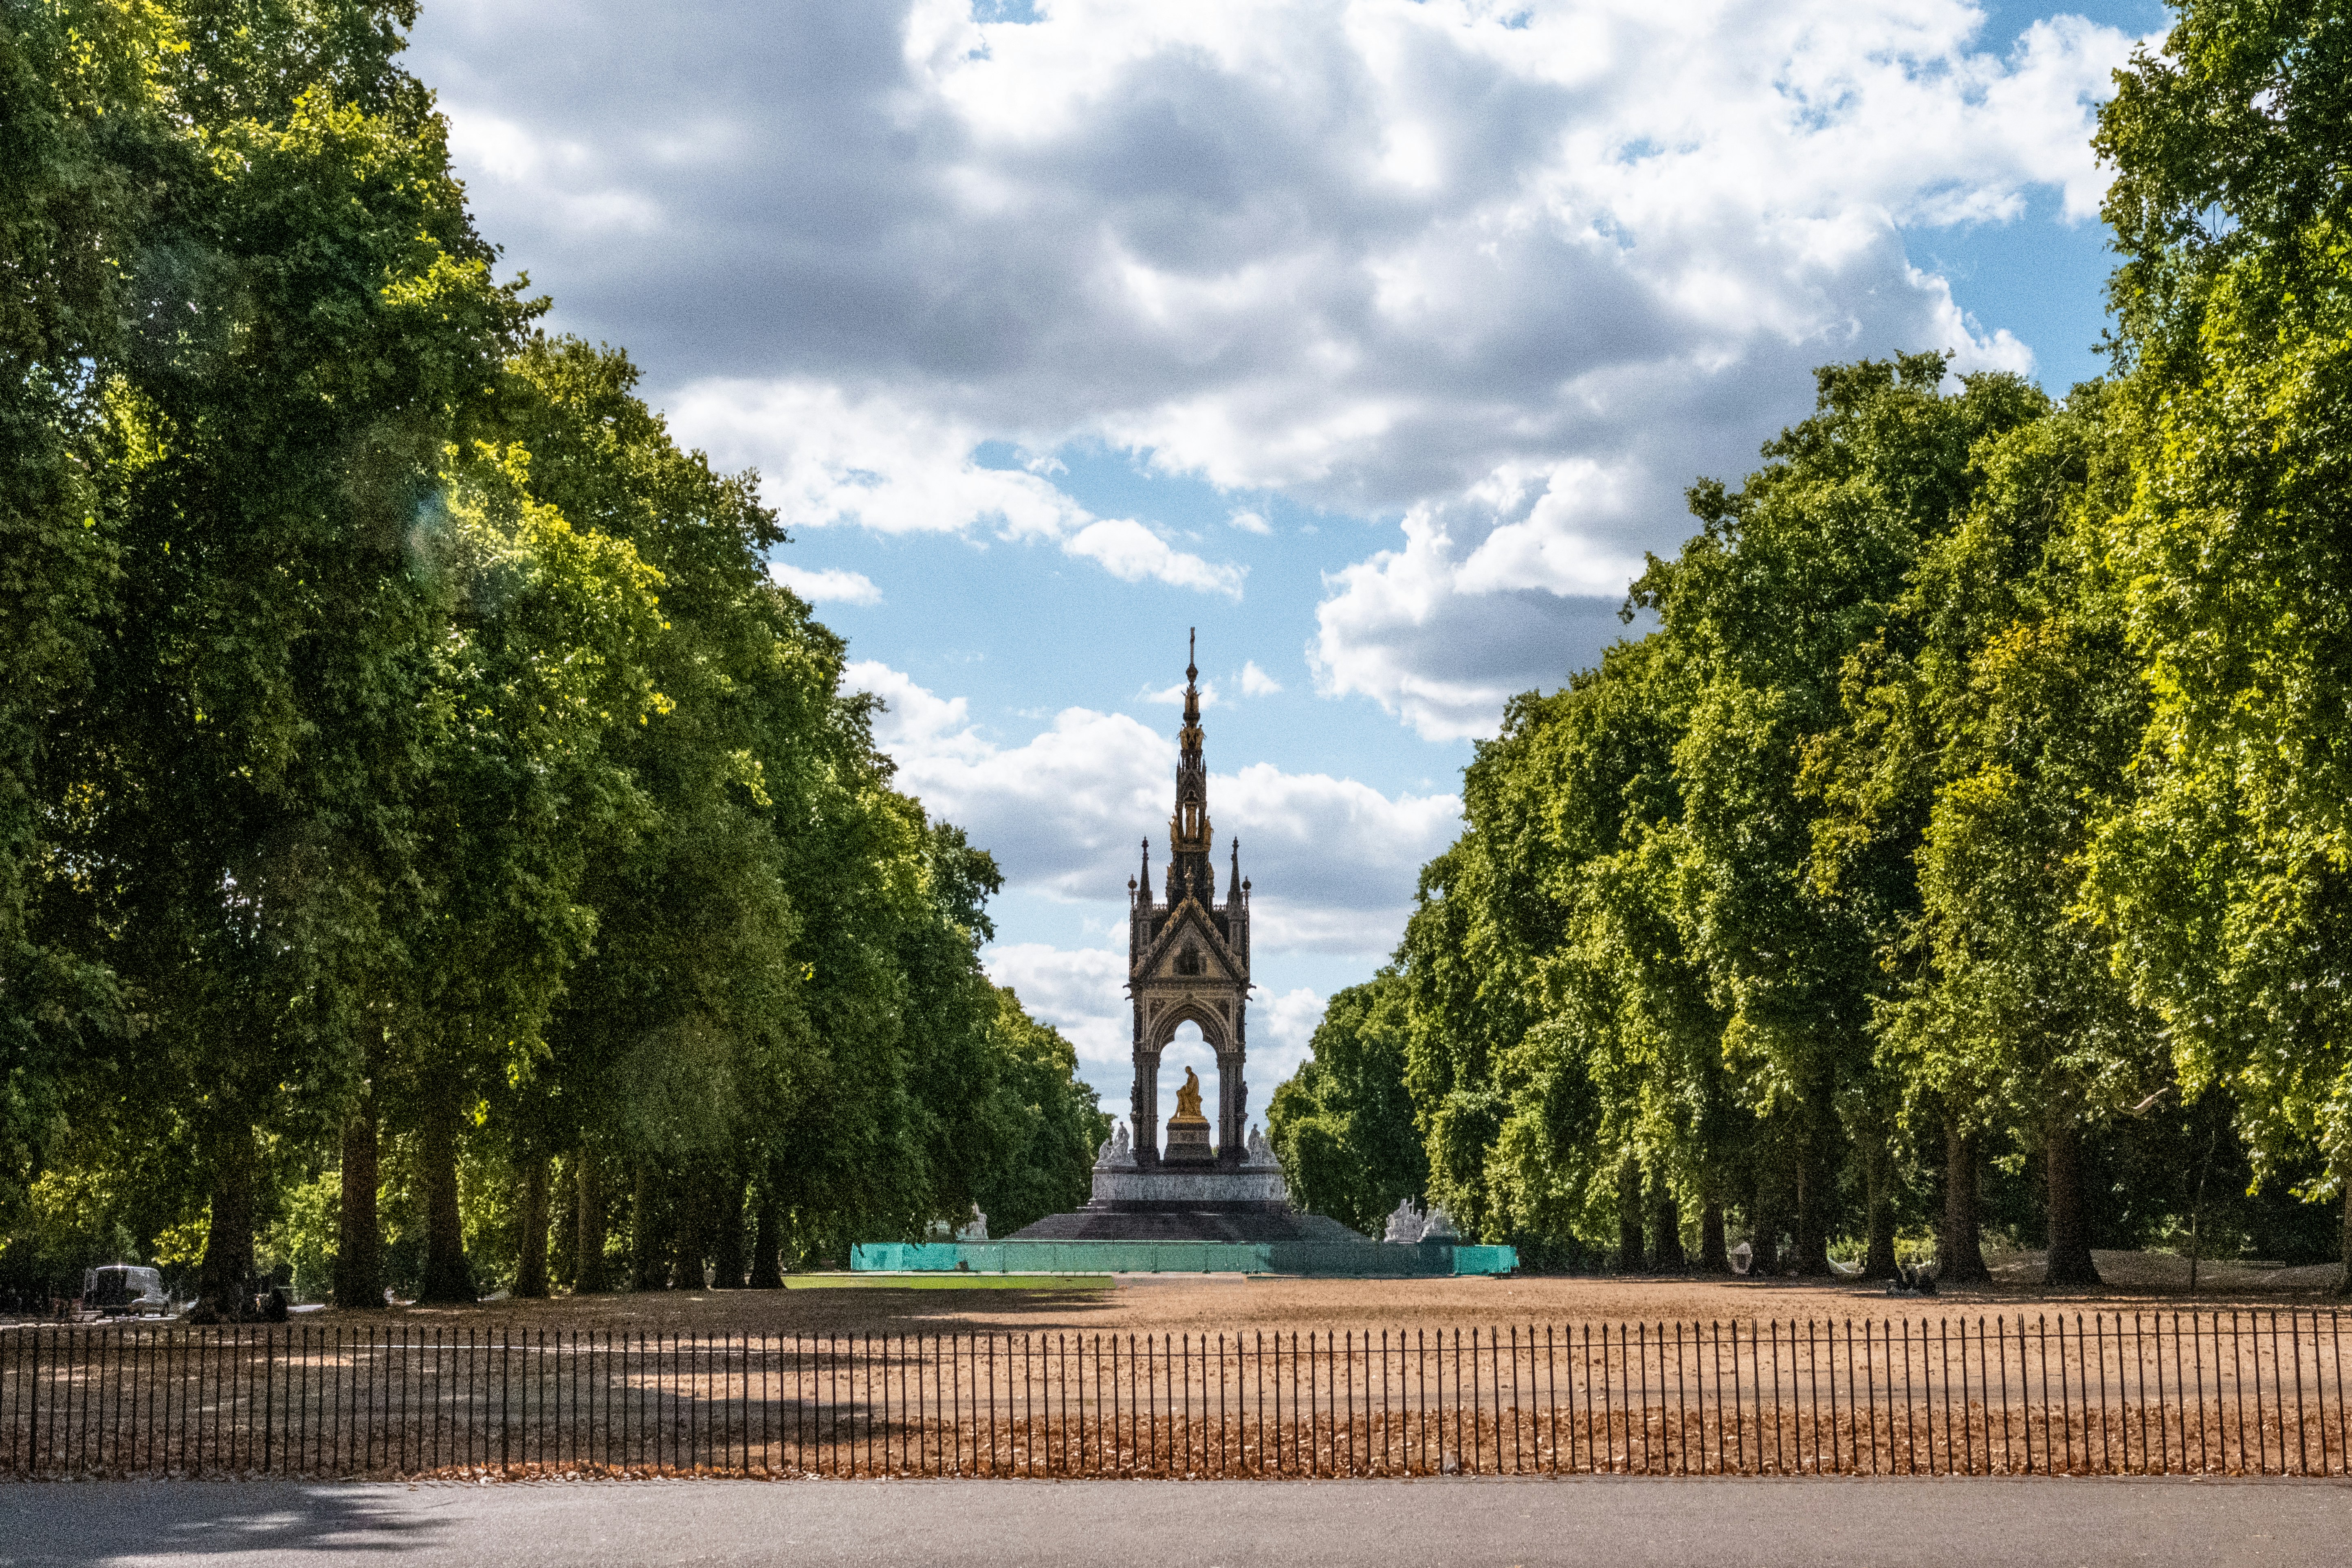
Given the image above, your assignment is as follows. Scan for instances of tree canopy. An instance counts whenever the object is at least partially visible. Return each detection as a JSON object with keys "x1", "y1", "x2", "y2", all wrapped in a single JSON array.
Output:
[
  {"x1": 0, "y1": 0, "x2": 1101, "y2": 1308},
  {"x1": 1275, "y1": 0, "x2": 2352, "y2": 1292}
]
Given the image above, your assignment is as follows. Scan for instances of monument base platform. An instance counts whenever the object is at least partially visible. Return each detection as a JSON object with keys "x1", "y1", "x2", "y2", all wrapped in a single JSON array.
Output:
[
  {"x1": 849, "y1": 1129, "x2": 1518, "y2": 1275},
  {"x1": 1001, "y1": 1159, "x2": 1340, "y2": 1242},
  {"x1": 848, "y1": 1165, "x2": 1519, "y2": 1275},
  {"x1": 1086, "y1": 1165, "x2": 1289, "y2": 1206}
]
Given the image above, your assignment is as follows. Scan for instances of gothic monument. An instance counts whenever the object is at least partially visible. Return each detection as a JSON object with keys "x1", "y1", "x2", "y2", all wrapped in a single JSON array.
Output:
[
  {"x1": 1006, "y1": 634, "x2": 1368, "y2": 1244},
  {"x1": 1126, "y1": 632, "x2": 1253, "y2": 1167}
]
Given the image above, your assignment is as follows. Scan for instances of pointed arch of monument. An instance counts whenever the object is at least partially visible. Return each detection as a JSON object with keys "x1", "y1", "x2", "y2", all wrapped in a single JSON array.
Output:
[{"x1": 1144, "y1": 999, "x2": 1232, "y2": 1056}]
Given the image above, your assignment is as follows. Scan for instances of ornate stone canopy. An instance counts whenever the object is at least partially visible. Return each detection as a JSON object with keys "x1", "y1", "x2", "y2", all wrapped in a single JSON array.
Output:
[{"x1": 1126, "y1": 630, "x2": 1252, "y2": 1168}]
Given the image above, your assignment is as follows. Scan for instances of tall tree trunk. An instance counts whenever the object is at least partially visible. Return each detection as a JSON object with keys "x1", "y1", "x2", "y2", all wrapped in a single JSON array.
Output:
[
  {"x1": 416, "y1": 1088, "x2": 473, "y2": 1303},
  {"x1": 1747, "y1": 1168, "x2": 1780, "y2": 1278},
  {"x1": 748, "y1": 1189, "x2": 784, "y2": 1289},
  {"x1": 1938, "y1": 1123, "x2": 1991, "y2": 1284},
  {"x1": 1791, "y1": 1135, "x2": 1832, "y2": 1277},
  {"x1": 1648, "y1": 1174, "x2": 1685, "y2": 1273},
  {"x1": 1614, "y1": 1155, "x2": 1644, "y2": 1275},
  {"x1": 575, "y1": 1158, "x2": 610, "y2": 1295},
  {"x1": 513, "y1": 1155, "x2": 552, "y2": 1298},
  {"x1": 194, "y1": 1124, "x2": 258, "y2": 1320},
  {"x1": 1699, "y1": 1189, "x2": 1730, "y2": 1274},
  {"x1": 711, "y1": 1172, "x2": 746, "y2": 1289},
  {"x1": 670, "y1": 1168, "x2": 705, "y2": 1291},
  {"x1": 333, "y1": 1096, "x2": 383, "y2": 1309},
  {"x1": 546, "y1": 1157, "x2": 576, "y2": 1291},
  {"x1": 2334, "y1": 1176, "x2": 2352, "y2": 1298},
  {"x1": 629, "y1": 1161, "x2": 662, "y2": 1291},
  {"x1": 2044, "y1": 1114, "x2": 2101, "y2": 1287},
  {"x1": 1860, "y1": 1139, "x2": 1899, "y2": 1280}
]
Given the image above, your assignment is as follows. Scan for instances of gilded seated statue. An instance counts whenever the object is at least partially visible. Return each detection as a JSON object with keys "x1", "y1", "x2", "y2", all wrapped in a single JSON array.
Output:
[
  {"x1": 1164, "y1": 1065, "x2": 1212, "y2": 1161},
  {"x1": 1174, "y1": 1066, "x2": 1205, "y2": 1119}
]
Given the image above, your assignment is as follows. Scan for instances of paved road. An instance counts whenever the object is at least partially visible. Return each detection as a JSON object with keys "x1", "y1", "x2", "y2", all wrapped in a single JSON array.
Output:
[{"x1": 3, "y1": 1477, "x2": 2348, "y2": 1568}]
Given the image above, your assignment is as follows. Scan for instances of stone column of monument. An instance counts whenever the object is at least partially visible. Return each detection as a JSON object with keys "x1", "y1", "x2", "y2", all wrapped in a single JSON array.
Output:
[
  {"x1": 1218, "y1": 836, "x2": 1250, "y2": 1165},
  {"x1": 1133, "y1": 1049, "x2": 1161, "y2": 1168},
  {"x1": 1128, "y1": 853, "x2": 1154, "y2": 1167},
  {"x1": 1216, "y1": 1051, "x2": 1240, "y2": 1166}
]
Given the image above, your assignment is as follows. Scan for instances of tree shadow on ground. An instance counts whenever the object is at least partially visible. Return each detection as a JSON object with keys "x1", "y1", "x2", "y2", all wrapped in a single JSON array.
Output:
[
  {"x1": 336, "y1": 1287, "x2": 1138, "y2": 1339},
  {"x1": 0, "y1": 1482, "x2": 455, "y2": 1566}
]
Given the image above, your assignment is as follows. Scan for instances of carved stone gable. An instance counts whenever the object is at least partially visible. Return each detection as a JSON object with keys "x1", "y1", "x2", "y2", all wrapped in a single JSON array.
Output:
[{"x1": 1135, "y1": 897, "x2": 1243, "y2": 988}]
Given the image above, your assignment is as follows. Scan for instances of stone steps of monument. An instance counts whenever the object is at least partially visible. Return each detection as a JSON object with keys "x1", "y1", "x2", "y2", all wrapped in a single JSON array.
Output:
[{"x1": 1005, "y1": 1206, "x2": 1373, "y2": 1245}]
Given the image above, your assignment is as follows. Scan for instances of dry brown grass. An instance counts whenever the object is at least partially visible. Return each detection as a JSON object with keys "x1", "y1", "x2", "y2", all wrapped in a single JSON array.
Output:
[{"x1": 300, "y1": 1247, "x2": 2345, "y2": 1339}]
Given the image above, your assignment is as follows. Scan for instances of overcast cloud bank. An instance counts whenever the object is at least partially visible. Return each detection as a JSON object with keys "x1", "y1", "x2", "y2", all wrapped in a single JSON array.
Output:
[
  {"x1": 409, "y1": 0, "x2": 2146, "y2": 1078},
  {"x1": 420, "y1": 0, "x2": 2140, "y2": 737}
]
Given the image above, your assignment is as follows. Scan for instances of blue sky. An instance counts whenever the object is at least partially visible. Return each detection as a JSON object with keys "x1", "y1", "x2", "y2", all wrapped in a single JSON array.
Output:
[{"x1": 410, "y1": 0, "x2": 2174, "y2": 1125}]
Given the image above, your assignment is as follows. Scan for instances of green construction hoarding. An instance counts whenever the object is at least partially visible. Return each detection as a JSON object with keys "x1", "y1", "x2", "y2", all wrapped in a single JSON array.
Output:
[{"x1": 849, "y1": 1240, "x2": 1516, "y2": 1277}]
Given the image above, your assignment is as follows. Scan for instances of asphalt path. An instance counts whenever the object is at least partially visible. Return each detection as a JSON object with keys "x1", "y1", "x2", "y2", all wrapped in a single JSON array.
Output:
[{"x1": 4, "y1": 1477, "x2": 2350, "y2": 1568}]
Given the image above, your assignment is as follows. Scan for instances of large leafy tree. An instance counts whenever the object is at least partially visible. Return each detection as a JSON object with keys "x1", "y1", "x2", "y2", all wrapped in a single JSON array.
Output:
[
  {"x1": 1364, "y1": 359, "x2": 2046, "y2": 1274},
  {"x1": 1395, "y1": 787, "x2": 1548, "y2": 1243},
  {"x1": 2090, "y1": 0, "x2": 2352, "y2": 1290},
  {"x1": 1817, "y1": 384, "x2": 2155, "y2": 1285},
  {"x1": 1280, "y1": 6, "x2": 2352, "y2": 1291},
  {"x1": 38, "y1": 0, "x2": 534, "y2": 1315},
  {"x1": 0, "y1": 0, "x2": 155, "y2": 1203},
  {"x1": 1478, "y1": 639, "x2": 1725, "y2": 1271},
  {"x1": 486, "y1": 336, "x2": 816, "y2": 1295},
  {"x1": 1391, "y1": 633, "x2": 1727, "y2": 1267},
  {"x1": 1640, "y1": 356, "x2": 2047, "y2": 1276},
  {"x1": 386, "y1": 442, "x2": 665, "y2": 1302},
  {"x1": 1270, "y1": 971, "x2": 1427, "y2": 1239},
  {"x1": 497, "y1": 340, "x2": 1081, "y2": 1288},
  {"x1": 966, "y1": 986, "x2": 1107, "y2": 1240}
]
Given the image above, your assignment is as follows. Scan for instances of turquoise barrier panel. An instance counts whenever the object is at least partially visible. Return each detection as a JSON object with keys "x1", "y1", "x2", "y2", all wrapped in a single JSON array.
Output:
[
  {"x1": 850, "y1": 1239, "x2": 1518, "y2": 1277},
  {"x1": 1450, "y1": 1245, "x2": 1518, "y2": 1275}
]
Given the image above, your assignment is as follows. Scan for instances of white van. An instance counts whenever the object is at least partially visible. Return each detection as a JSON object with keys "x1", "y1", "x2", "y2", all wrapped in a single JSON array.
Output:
[{"x1": 82, "y1": 1265, "x2": 169, "y2": 1317}]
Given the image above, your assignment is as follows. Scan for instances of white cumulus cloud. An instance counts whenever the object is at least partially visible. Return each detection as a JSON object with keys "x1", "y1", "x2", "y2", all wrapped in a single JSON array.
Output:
[
  {"x1": 985, "y1": 942, "x2": 1132, "y2": 1069},
  {"x1": 766, "y1": 561, "x2": 882, "y2": 605},
  {"x1": 1066, "y1": 517, "x2": 1246, "y2": 598},
  {"x1": 672, "y1": 380, "x2": 1246, "y2": 597},
  {"x1": 1143, "y1": 679, "x2": 1220, "y2": 708},
  {"x1": 1258, "y1": 986, "x2": 1330, "y2": 1085}
]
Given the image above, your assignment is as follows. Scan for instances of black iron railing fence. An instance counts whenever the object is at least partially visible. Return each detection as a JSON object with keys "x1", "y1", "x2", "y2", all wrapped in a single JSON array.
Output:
[{"x1": 2, "y1": 1311, "x2": 2347, "y2": 1479}]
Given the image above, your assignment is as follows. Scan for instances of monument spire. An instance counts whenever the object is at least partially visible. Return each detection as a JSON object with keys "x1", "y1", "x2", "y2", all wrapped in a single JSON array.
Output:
[
  {"x1": 1184, "y1": 629, "x2": 1199, "y2": 724},
  {"x1": 1166, "y1": 628, "x2": 1214, "y2": 906}
]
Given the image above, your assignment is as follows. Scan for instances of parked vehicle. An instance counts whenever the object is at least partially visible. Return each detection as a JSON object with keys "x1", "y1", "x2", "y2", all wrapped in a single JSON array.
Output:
[{"x1": 81, "y1": 1265, "x2": 169, "y2": 1317}]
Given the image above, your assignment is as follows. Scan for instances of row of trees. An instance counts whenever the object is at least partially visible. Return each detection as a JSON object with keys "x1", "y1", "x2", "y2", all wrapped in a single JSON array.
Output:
[
  {"x1": 1272, "y1": 0, "x2": 2352, "y2": 1290},
  {"x1": 1, "y1": 0, "x2": 1101, "y2": 1312}
]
